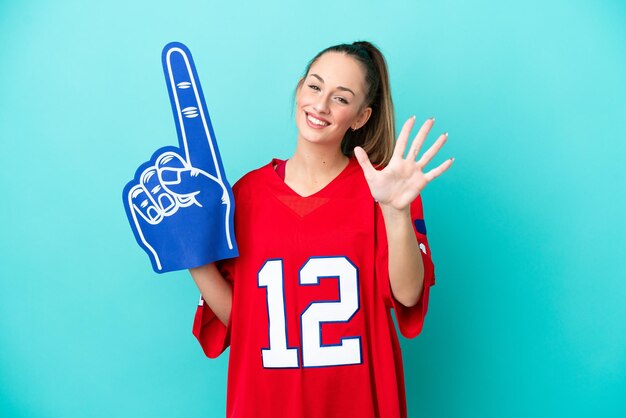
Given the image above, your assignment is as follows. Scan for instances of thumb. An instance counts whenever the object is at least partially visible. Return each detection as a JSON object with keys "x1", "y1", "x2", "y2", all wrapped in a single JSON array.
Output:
[
  {"x1": 154, "y1": 151, "x2": 223, "y2": 197},
  {"x1": 354, "y1": 146, "x2": 377, "y2": 180},
  {"x1": 159, "y1": 167, "x2": 223, "y2": 197}
]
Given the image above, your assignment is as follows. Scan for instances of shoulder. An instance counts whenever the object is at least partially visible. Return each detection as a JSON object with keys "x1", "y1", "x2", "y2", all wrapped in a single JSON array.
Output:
[
  {"x1": 232, "y1": 159, "x2": 282, "y2": 196},
  {"x1": 233, "y1": 159, "x2": 280, "y2": 190}
]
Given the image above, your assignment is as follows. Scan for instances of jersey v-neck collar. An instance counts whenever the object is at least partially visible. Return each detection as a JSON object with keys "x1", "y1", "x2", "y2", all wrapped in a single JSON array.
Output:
[{"x1": 266, "y1": 157, "x2": 359, "y2": 199}]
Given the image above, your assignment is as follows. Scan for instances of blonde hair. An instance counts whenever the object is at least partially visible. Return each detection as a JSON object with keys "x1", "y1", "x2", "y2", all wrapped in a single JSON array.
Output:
[{"x1": 298, "y1": 41, "x2": 396, "y2": 167}]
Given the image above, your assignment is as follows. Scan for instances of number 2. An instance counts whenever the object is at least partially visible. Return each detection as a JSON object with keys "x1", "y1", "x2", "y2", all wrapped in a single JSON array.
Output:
[{"x1": 258, "y1": 256, "x2": 361, "y2": 368}]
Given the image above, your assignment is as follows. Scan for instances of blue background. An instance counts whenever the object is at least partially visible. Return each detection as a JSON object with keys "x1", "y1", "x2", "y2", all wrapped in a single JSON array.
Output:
[{"x1": 1, "y1": 0, "x2": 625, "y2": 417}]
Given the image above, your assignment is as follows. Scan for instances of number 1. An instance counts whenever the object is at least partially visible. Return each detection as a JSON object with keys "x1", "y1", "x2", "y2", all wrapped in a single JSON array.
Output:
[{"x1": 258, "y1": 259, "x2": 299, "y2": 368}]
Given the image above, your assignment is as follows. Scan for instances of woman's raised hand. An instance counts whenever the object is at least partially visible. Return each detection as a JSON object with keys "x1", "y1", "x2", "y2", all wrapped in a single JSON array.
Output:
[{"x1": 354, "y1": 116, "x2": 453, "y2": 211}]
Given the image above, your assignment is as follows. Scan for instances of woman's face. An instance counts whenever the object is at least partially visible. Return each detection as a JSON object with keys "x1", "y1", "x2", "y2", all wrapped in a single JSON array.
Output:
[{"x1": 295, "y1": 52, "x2": 372, "y2": 148}]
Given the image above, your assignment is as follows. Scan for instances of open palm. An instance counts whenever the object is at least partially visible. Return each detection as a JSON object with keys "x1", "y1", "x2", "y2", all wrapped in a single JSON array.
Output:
[{"x1": 354, "y1": 117, "x2": 453, "y2": 210}]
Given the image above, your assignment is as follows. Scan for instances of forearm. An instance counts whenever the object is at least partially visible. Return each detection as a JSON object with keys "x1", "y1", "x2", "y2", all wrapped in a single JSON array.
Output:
[
  {"x1": 380, "y1": 204, "x2": 425, "y2": 307},
  {"x1": 188, "y1": 263, "x2": 233, "y2": 326}
]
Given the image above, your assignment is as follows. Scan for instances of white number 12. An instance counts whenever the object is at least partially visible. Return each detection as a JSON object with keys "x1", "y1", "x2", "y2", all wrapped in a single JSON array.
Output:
[{"x1": 258, "y1": 256, "x2": 362, "y2": 368}]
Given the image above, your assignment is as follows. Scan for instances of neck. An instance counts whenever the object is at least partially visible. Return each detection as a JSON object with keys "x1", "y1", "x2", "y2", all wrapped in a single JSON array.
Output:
[
  {"x1": 284, "y1": 138, "x2": 350, "y2": 196},
  {"x1": 291, "y1": 145, "x2": 348, "y2": 172}
]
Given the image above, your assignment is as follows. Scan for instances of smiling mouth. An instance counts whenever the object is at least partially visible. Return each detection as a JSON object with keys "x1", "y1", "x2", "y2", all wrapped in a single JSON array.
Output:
[{"x1": 306, "y1": 112, "x2": 330, "y2": 127}]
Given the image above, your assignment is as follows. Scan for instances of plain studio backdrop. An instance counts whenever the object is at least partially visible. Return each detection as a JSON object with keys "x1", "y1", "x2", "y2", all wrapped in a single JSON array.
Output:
[{"x1": 0, "y1": 0, "x2": 624, "y2": 417}]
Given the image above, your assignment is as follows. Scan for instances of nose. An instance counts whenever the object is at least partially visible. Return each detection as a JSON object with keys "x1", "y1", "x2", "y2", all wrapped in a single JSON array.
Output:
[{"x1": 313, "y1": 94, "x2": 330, "y2": 114}]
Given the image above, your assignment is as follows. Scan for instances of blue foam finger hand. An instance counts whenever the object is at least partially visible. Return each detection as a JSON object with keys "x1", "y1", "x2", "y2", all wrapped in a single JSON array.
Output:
[{"x1": 122, "y1": 42, "x2": 238, "y2": 273}]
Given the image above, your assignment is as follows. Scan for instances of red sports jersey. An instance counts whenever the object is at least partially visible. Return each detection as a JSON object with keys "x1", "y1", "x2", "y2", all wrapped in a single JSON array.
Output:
[{"x1": 193, "y1": 158, "x2": 436, "y2": 418}]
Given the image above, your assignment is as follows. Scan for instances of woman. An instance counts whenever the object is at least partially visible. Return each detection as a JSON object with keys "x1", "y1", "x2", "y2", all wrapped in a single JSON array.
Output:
[{"x1": 189, "y1": 41, "x2": 453, "y2": 418}]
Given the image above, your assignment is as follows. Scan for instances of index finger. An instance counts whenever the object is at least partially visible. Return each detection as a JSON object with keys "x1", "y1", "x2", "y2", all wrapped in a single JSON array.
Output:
[{"x1": 162, "y1": 42, "x2": 223, "y2": 180}]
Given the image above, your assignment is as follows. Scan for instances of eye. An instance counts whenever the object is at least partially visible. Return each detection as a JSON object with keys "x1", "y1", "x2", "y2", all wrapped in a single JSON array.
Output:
[
  {"x1": 335, "y1": 97, "x2": 349, "y2": 104},
  {"x1": 308, "y1": 84, "x2": 321, "y2": 91}
]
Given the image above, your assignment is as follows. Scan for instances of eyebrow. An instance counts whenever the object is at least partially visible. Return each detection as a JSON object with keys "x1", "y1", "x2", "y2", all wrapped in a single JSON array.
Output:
[{"x1": 310, "y1": 73, "x2": 356, "y2": 96}]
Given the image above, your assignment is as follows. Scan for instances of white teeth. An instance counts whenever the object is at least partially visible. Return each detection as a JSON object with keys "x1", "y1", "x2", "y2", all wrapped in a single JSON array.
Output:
[{"x1": 307, "y1": 114, "x2": 329, "y2": 126}]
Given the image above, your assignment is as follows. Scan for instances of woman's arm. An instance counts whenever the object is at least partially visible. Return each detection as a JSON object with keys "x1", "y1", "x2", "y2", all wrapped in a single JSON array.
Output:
[
  {"x1": 380, "y1": 205, "x2": 424, "y2": 307},
  {"x1": 355, "y1": 116, "x2": 452, "y2": 308},
  {"x1": 188, "y1": 263, "x2": 232, "y2": 326}
]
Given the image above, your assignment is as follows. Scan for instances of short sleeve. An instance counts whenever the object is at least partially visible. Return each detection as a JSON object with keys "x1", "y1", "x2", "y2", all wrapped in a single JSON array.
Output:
[
  {"x1": 376, "y1": 195, "x2": 436, "y2": 339},
  {"x1": 191, "y1": 258, "x2": 235, "y2": 358}
]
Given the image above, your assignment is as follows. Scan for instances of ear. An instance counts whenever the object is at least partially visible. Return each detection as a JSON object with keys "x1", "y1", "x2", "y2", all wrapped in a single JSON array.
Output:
[
  {"x1": 352, "y1": 106, "x2": 372, "y2": 130},
  {"x1": 294, "y1": 77, "x2": 305, "y2": 105},
  {"x1": 296, "y1": 77, "x2": 305, "y2": 93}
]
